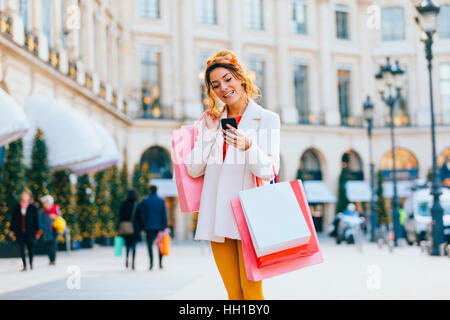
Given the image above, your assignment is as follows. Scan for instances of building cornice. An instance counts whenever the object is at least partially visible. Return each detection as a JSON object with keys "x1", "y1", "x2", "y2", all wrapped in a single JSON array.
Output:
[{"x1": 0, "y1": 34, "x2": 133, "y2": 126}]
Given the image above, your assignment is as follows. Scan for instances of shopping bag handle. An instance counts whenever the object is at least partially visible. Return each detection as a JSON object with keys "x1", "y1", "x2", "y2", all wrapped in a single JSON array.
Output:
[{"x1": 253, "y1": 166, "x2": 279, "y2": 188}]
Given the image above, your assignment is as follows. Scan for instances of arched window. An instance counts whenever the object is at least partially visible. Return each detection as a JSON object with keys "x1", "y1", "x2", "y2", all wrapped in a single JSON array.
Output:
[
  {"x1": 298, "y1": 149, "x2": 322, "y2": 180},
  {"x1": 341, "y1": 149, "x2": 363, "y2": 180},
  {"x1": 380, "y1": 148, "x2": 419, "y2": 180},
  {"x1": 140, "y1": 146, "x2": 172, "y2": 179}
]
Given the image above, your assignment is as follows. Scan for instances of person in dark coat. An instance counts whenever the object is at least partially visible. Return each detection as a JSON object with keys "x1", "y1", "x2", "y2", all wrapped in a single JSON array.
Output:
[
  {"x1": 10, "y1": 188, "x2": 41, "y2": 272},
  {"x1": 140, "y1": 185, "x2": 168, "y2": 270},
  {"x1": 118, "y1": 190, "x2": 143, "y2": 270}
]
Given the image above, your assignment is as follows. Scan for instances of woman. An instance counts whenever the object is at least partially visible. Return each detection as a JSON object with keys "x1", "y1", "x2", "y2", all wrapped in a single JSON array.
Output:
[
  {"x1": 118, "y1": 190, "x2": 143, "y2": 270},
  {"x1": 185, "y1": 50, "x2": 280, "y2": 300},
  {"x1": 10, "y1": 188, "x2": 41, "y2": 272},
  {"x1": 40, "y1": 195, "x2": 61, "y2": 266}
]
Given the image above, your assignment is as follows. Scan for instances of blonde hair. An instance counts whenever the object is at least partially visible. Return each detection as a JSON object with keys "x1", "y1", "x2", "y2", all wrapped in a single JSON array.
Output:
[{"x1": 204, "y1": 50, "x2": 261, "y2": 116}]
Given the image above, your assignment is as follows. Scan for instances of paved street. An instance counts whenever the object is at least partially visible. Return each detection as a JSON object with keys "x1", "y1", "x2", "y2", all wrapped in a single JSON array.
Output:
[{"x1": 0, "y1": 235, "x2": 449, "y2": 300}]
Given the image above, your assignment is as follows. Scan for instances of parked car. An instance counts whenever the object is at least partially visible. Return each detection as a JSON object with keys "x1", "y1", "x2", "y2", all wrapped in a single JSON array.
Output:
[{"x1": 403, "y1": 187, "x2": 450, "y2": 245}]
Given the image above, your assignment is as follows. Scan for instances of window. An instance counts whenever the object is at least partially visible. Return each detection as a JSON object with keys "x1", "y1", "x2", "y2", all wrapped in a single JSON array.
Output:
[
  {"x1": 299, "y1": 149, "x2": 322, "y2": 180},
  {"x1": 337, "y1": 69, "x2": 351, "y2": 126},
  {"x1": 438, "y1": 5, "x2": 450, "y2": 39},
  {"x1": 18, "y1": 0, "x2": 31, "y2": 32},
  {"x1": 197, "y1": 0, "x2": 217, "y2": 25},
  {"x1": 246, "y1": 0, "x2": 264, "y2": 30},
  {"x1": 248, "y1": 56, "x2": 265, "y2": 106},
  {"x1": 140, "y1": 46, "x2": 162, "y2": 118},
  {"x1": 292, "y1": 0, "x2": 307, "y2": 34},
  {"x1": 42, "y1": 0, "x2": 53, "y2": 49},
  {"x1": 335, "y1": 5, "x2": 349, "y2": 40},
  {"x1": 138, "y1": 0, "x2": 160, "y2": 19},
  {"x1": 440, "y1": 64, "x2": 450, "y2": 124},
  {"x1": 294, "y1": 62, "x2": 309, "y2": 123},
  {"x1": 381, "y1": 7, "x2": 405, "y2": 41}
]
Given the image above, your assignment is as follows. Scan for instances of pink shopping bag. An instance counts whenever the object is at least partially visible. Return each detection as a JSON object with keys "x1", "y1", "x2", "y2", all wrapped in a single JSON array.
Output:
[
  {"x1": 171, "y1": 115, "x2": 204, "y2": 213},
  {"x1": 230, "y1": 179, "x2": 324, "y2": 281}
]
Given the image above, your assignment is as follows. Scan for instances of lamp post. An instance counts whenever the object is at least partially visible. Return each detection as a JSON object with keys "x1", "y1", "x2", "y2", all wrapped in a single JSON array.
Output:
[
  {"x1": 415, "y1": 0, "x2": 445, "y2": 256},
  {"x1": 363, "y1": 96, "x2": 377, "y2": 242},
  {"x1": 375, "y1": 57, "x2": 405, "y2": 247}
]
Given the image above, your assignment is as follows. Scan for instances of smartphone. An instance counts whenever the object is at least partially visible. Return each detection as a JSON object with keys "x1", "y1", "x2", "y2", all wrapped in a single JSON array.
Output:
[{"x1": 221, "y1": 117, "x2": 238, "y2": 131}]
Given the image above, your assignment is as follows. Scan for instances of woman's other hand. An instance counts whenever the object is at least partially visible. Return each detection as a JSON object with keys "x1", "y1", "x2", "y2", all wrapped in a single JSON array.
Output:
[{"x1": 204, "y1": 110, "x2": 220, "y2": 132}]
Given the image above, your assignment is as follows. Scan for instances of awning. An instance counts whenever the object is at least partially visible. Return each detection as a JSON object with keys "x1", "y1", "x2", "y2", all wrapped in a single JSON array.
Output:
[
  {"x1": 303, "y1": 180, "x2": 337, "y2": 203},
  {"x1": 0, "y1": 87, "x2": 29, "y2": 147},
  {"x1": 70, "y1": 116, "x2": 120, "y2": 175},
  {"x1": 24, "y1": 95, "x2": 103, "y2": 170},
  {"x1": 150, "y1": 178, "x2": 178, "y2": 197},
  {"x1": 382, "y1": 180, "x2": 414, "y2": 199},
  {"x1": 345, "y1": 180, "x2": 372, "y2": 202}
]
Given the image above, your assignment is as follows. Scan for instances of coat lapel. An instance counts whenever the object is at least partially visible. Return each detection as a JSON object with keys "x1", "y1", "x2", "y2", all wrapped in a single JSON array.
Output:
[{"x1": 223, "y1": 99, "x2": 263, "y2": 165}]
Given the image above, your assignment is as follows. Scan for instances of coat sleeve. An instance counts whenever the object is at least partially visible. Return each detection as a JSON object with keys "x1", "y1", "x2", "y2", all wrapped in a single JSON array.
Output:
[
  {"x1": 241, "y1": 112, "x2": 281, "y2": 181},
  {"x1": 10, "y1": 204, "x2": 19, "y2": 233},
  {"x1": 184, "y1": 118, "x2": 222, "y2": 178}
]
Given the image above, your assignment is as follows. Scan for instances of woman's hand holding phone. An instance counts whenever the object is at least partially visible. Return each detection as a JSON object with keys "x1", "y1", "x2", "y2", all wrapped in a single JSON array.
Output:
[{"x1": 222, "y1": 124, "x2": 252, "y2": 151}]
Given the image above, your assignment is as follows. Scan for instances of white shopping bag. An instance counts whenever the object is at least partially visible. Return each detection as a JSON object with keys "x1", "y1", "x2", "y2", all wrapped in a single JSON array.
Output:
[{"x1": 239, "y1": 181, "x2": 311, "y2": 258}]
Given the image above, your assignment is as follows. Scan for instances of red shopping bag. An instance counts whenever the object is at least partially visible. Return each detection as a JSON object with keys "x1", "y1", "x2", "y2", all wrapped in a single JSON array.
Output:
[
  {"x1": 231, "y1": 180, "x2": 323, "y2": 281},
  {"x1": 171, "y1": 115, "x2": 205, "y2": 213}
]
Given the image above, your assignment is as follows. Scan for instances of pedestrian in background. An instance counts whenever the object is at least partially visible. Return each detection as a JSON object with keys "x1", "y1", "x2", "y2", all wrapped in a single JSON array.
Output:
[
  {"x1": 140, "y1": 185, "x2": 168, "y2": 270},
  {"x1": 40, "y1": 195, "x2": 61, "y2": 266},
  {"x1": 118, "y1": 190, "x2": 143, "y2": 270},
  {"x1": 9, "y1": 188, "x2": 40, "y2": 272}
]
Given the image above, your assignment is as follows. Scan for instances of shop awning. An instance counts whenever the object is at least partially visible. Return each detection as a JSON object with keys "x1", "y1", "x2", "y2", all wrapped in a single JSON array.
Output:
[
  {"x1": 70, "y1": 116, "x2": 120, "y2": 175},
  {"x1": 382, "y1": 180, "x2": 414, "y2": 199},
  {"x1": 303, "y1": 180, "x2": 337, "y2": 203},
  {"x1": 0, "y1": 87, "x2": 29, "y2": 147},
  {"x1": 150, "y1": 178, "x2": 178, "y2": 197},
  {"x1": 345, "y1": 180, "x2": 372, "y2": 202},
  {"x1": 24, "y1": 95, "x2": 103, "y2": 170}
]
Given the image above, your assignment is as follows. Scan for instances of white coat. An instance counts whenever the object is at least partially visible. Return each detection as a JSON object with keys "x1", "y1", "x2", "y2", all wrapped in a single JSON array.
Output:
[{"x1": 185, "y1": 99, "x2": 281, "y2": 243}]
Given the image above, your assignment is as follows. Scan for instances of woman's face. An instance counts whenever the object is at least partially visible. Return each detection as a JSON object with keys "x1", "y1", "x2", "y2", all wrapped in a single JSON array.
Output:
[
  {"x1": 21, "y1": 192, "x2": 30, "y2": 203},
  {"x1": 209, "y1": 67, "x2": 245, "y2": 106}
]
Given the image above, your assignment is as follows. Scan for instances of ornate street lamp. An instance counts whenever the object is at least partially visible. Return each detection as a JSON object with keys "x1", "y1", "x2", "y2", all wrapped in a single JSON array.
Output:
[
  {"x1": 375, "y1": 57, "x2": 405, "y2": 247},
  {"x1": 363, "y1": 96, "x2": 378, "y2": 242},
  {"x1": 415, "y1": 0, "x2": 445, "y2": 256}
]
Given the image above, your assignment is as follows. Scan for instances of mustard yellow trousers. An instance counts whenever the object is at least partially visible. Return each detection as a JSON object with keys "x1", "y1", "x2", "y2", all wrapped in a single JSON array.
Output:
[{"x1": 210, "y1": 238, "x2": 264, "y2": 300}]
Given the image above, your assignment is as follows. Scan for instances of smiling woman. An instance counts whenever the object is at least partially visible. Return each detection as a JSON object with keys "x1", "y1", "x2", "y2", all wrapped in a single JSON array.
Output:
[{"x1": 184, "y1": 49, "x2": 281, "y2": 300}]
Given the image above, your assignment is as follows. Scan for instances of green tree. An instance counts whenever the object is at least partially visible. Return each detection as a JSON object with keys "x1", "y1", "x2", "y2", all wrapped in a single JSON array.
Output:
[
  {"x1": 53, "y1": 170, "x2": 80, "y2": 241},
  {"x1": 108, "y1": 165, "x2": 122, "y2": 234},
  {"x1": 76, "y1": 174, "x2": 96, "y2": 242},
  {"x1": 0, "y1": 139, "x2": 26, "y2": 244},
  {"x1": 27, "y1": 129, "x2": 51, "y2": 207},
  {"x1": 132, "y1": 162, "x2": 150, "y2": 198},
  {"x1": 376, "y1": 170, "x2": 389, "y2": 225},
  {"x1": 336, "y1": 166, "x2": 350, "y2": 214},
  {"x1": 94, "y1": 170, "x2": 114, "y2": 238}
]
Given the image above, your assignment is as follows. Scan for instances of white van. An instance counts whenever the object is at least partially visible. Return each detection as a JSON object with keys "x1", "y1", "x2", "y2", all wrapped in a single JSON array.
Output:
[{"x1": 403, "y1": 187, "x2": 450, "y2": 245}]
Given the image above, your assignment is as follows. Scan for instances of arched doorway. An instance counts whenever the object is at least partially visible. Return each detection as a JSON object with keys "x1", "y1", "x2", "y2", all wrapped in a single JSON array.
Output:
[
  {"x1": 298, "y1": 148, "x2": 322, "y2": 180},
  {"x1": 438, "y1": 148, "x2": 450, "y2": 187},
  {"x1": 380, "y1": 148, "x2": 419, "y2": 181},
  {"x1": 140, "y1": 146, "x2": 172, "y2": 179},
  {"x1": 341, "y1": 149, "x2": 364, "y2": 180},
  {"x1": 298, "y1": 148, "x2": 336, "y2": 232},
  {"x1": 379, "y1": 148, "x2": 419, "y2": 215}
]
